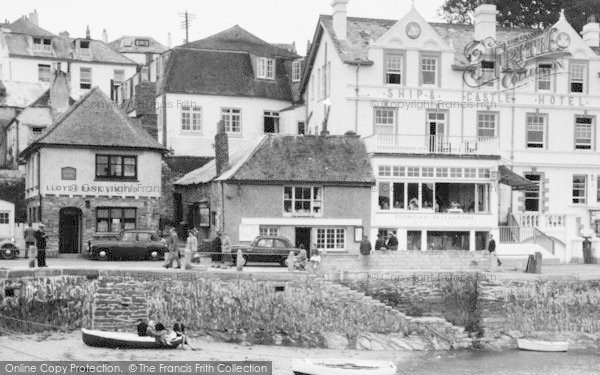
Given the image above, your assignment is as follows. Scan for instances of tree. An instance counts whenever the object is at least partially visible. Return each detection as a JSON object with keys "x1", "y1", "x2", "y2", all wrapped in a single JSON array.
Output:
[{"x1": 439, "y1": 0, "x2": 600, "y2": 33}]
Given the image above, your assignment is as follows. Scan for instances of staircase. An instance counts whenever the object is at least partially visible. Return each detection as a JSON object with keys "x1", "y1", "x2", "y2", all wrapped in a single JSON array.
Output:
[
  {"x1": 314, "y1": 277, "x2": 472, "y2": 350},
  {"x1": 498, "y1": 214, "x2": 562, "y2": 264}
]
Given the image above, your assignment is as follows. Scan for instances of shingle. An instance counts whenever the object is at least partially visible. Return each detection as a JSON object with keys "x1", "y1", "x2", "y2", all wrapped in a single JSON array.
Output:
[{"x1": 20, "y1": 87, "x2": 165, "y2": 156}]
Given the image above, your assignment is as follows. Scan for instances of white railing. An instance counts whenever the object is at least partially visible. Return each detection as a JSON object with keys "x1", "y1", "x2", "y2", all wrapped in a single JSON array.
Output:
[
  {"x1": 364, "y1": 134, "x2": 499, "y2": 156},
  {"x1": 518, "y1": 213, "x2": 566, "y2": 228},
  {"x1": 498, "y1": 225, "x2": 555, "y2": 255}
]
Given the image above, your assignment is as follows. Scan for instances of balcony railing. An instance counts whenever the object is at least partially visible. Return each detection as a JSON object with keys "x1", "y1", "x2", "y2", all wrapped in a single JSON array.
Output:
[
  {"x1": 517, "y1": 213, "x2": 566, "y2": 228},
  {"x1": 364, "y1": 134, "x2": 499, "y2": 156}
]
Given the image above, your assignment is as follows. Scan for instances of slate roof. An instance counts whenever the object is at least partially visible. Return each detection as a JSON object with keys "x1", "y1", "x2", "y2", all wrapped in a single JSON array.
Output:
[
  {"x1": 182, "y1": 25, "x2": 299, "y2": 59},
  {"x1": 20, "y1": 87, "x2": 166, "y2": 157},
  {"x1": 176, "y1": 135, "x2": 374, "y2": 186},
  {"x1": 159, "y1": 48, "x2": 294, "y2": 100},
  {"x1": 0, "y1": 81, "x2": 49, "y2": 108},
  {"x1": 318, "y1": 15, "x2": 533, "y2": 65},
  {"x1": 109, "y1": 36, "x2": 168, "y2": 55},
  {"x1": 1, "y1": 18, "x2": 56, "y2": 37}
]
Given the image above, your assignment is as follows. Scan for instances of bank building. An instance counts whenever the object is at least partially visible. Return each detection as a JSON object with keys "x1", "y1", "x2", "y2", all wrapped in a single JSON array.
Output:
[{"x1": 300, "y1": 1, "x2": 600, "y2": 262}]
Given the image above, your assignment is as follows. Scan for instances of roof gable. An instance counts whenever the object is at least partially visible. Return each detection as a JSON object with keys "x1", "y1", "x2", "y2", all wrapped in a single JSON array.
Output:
[
  {"x1": 21, "y1": 87, "x2": 165, "y2": 155},
  {"x1": 4, "y1": 18, "x2": 55, "y2": 38}
]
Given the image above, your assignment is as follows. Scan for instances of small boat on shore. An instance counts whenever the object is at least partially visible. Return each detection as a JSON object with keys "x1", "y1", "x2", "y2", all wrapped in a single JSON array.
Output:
[
  {"x1": 292, "y1": 358, "x2": 397, "y2": 375},
  {"x1": 517, "y1": 339, "x2": 568, "y2": 352},
  {"x1": 82, "y1": 328, "x2": 182, "y2": 349}
]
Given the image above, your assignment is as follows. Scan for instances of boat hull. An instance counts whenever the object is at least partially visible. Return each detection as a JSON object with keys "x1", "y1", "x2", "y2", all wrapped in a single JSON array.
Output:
[
  {"x1": 517, "y1": 339, "x2": 568, "y2": 352},
  {"x1": 292, "y1": 358, "x2": 397, "y2": 375},
  {"x1": 82, "y1": 328, "x2": 182, "y2": 349}
]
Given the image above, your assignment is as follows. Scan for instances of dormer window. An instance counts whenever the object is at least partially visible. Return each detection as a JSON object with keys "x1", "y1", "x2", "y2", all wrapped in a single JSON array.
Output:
[
  {"x1": 33, "y1": 38, "x2": 52, "y2": 53},
  {"x1": 257, "y1": 57, "x2": 275, "y2": 79},
  {"x1": 135, "y1": 39, "x2": 150, "y2": 47},
  {"x1": 80, "y1": 40, "x2": 91, "y2": 57}
]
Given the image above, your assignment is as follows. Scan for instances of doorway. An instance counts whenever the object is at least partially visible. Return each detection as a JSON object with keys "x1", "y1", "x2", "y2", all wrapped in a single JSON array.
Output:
[
  {"x1": 59, "y1": 207, "x2": 82, "y2": 253},
  {"x1": 295, "y1": 227, "x2": 311, "y2": 256}
]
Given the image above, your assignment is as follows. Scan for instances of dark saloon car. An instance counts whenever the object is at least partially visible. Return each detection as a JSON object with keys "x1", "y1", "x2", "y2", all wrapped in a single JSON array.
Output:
[
  {"x1": 232, "y1": 236, "x2": 302, "y2": 266},
  {"x1": 88, "y1": 229, "x2": 168, "y2": 261}
]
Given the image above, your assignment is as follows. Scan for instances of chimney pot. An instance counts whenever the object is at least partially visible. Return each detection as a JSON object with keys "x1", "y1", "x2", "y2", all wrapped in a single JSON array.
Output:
[
  {"x1": 331, "y1": 0, "x2": 349, "y2": 40},
  {"x1": 28, "y1": 10, "x2": 39, "y2": 26},
  {"x1": 49, "y1": 71, "x2": 71, "y2": 118},
  {"x1": 101, "y1": 29, "x2": 108, "y2": 43},
  {"x1": 215, "y1": 121, "x2": 230, "y2": 176},
  {"x1": 474, "y1": 3, "x2": 497, "y2": 41},
  {"x1": 85, "y1": 25, "x2": 90, "y2": 39}
]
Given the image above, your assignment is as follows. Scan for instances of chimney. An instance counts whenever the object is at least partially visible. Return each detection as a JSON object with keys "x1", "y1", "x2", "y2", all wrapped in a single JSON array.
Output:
[
  {"x1": 215, "y1": 121, "x2": 230, "y2": 176},
  {"x1": 582, "y1": 15, "x2": 600, "y2": 48},
  {"x1": 85, "y1": 25, "x2": 90, "y2": 39},
  {"x1": 49, "y1": 71, "x2": 71, "y2": 118},
  {"x1": 474, "y1": 3, "x2": 497, "y2": 41},
  {"x1": 28, "y1": 10, "x2": 38, "y2": 26},
  {"x1": 167, "y1": 32, "x2": 172, "y2": 48},
  {"x1": 101, "y1": 29, "x2": 108, "y2": 43},
  {"x1": 331, "y1": 0, "x2": 349, "y2": 40}
]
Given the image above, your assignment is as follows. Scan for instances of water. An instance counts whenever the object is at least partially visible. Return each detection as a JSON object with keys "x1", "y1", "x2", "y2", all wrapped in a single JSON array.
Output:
[{"x1": 400, "y1": 350, "x2": 600, "y2": 375}]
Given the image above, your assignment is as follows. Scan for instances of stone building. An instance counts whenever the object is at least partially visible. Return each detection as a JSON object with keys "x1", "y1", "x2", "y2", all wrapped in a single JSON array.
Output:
[
  {"x1": 175, "y1": 124, "x2": 374, "y2": 254},
  {"x1": 20, "y1": 87, "x2": 166, "y2": 256}
]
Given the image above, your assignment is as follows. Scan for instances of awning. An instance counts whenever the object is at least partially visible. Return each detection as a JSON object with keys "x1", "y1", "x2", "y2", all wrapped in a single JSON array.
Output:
[{"x1": 499, "y1": 165, "x2": 537, "y2": 191}]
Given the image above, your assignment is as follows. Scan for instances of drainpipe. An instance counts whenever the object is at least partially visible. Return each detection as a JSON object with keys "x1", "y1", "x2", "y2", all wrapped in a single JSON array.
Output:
[
  {"x1": 354, "y1": 62, "x2": 361, "y2": 133},
  {"x1": 220, "y1": 181, "x2": 226, "y2": 233}
]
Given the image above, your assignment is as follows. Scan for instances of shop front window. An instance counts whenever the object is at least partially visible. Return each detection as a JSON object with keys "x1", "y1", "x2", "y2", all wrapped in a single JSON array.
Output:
[{"x1": 427, "y1": 231, "x2": 470, "y2": 250}]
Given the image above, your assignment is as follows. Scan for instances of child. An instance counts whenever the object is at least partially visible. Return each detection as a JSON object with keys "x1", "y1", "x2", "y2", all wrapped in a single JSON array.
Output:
[
  {"x1": 173, "y1": 317, "x2": 186, "y2": 349},
  {"x1": 28, "y1": 244, "x2": 37, "y2": 268}
]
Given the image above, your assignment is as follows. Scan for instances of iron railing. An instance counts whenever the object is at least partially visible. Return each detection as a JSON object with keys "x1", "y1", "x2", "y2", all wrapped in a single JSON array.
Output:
[{"x1": 364, "y1": 134, "x2": 499, "y2": 156}]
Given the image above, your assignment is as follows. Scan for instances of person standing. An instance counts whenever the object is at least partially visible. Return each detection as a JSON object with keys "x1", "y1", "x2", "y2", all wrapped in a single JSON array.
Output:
[
  {"x1": 35, "y1": 224, "x2": 47, "y2": 267},
  {"x1": 220, "y1": 232, "x2": 232, "y2": 268},
  {"x1": 488, "y1": 234, "x2": 501, "y2": 267},
  {"x1": 359, "y1": 235, "x2": 372, "y2": 269},
  {"x1": 184, "y1": 228, "x2": 197, "y2": 270},
  {"x1": 164, "y1": 227, "x2": 181, "y2": 269},
  {"x1": 23, "y1": 223, "x2": 36, "y2": 259},
  {"x1": 386, "y1": 231, "x2": 398, "y2": 251}
]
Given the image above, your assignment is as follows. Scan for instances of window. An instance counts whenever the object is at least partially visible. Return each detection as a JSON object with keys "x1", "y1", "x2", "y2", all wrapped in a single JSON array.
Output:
[
  {"x1": 80, "y1": 40, "x2": 91, "y2": 57},
  {"x1": 221, "y1": 108, "x2": 241, "y2": 134},
  {"x1": 257, "y1": 57, "x2": 275, "y2": 79},
  {"x1": 283, "y1": 186, "x2": 322, "y2": 216},
  {"x1": 33, "y1": 38, "x2": 42, "y2": 52},
  {"x1": 436, "y1": 168, "x2": 448, "y2": 178},
  {"x1": 181, "y1": 106, "x2": 202, "y2": 132},
  {"x1": 526, "y1": 114, "x2": 545, "y2": 148},
  {"x1": 96, "y1": 207, "x2": 136, "y2": 232},
  {"x1": 374, "y1": 108, "x2": 395, "y2": 135},
  {"x1": 450, "y1": 168, "x2": 462, "y2": 178},
  {"x1": 407, "y1": 167, "x2": 420, "y2": 177},
  {"x1": 292, "y1": 60, "x2": 302, "y2": 82},
  {"x1": 113, "y1": 69, "x2": 125, "y2": 83},
  {"x1": 464, "y1": 168, "x2": 477, "y2": 178},
  {"x1": 0, "y1": 211, "x2": 9, "y2": 224},
  {"x1": 569, "y1": 63, "x2": 586, "y2": 93},
  {"x1": 379, "y1": 166, "x2": 391, "y2": 177},
  {"x1": 42, "y1": 38, "x2": 51, "y2": 53},
  {"x1": 38, "y1": 64, "x2": 51, "y2": 83},
  {"x1": 316, "y1": 228, "x2": 345, "y2": 250},
  {"x1": 537, "y1": 63, "x2": 553, "y2": 91},
  {"x1": 259, "y1": 227, "x2": 279, "y2": 236},
  {"x1": 597, "y1": 176, "x2": 600, "y2": 202},
  {"x1": 263, "y1": 111, "x2": 280, "y2": 133},
  {"x1": 297, "y1": 122, "x2": 306, "y2": 135},
  {"x1": 481, "y1": 60, "x2": 496, "y2": 87},
  {"x1": 524, "y1": 174, "x2": 540, "y2": 211},
  {"x1": 573, "y1": 175, "x2": 587, "y2": 204},
  {"x1": 95, "y1": 155, "x2": 137, "y2": 179},
  {"x1": 135, "y1": 39, "x2": 150, "y2": 47},
  {"x1": 385, "y1": 52, "x2": 403, "y2": 84},
  {"x1": 421, "y1": 56, "x2": 438, "y2": 85},
  {"x1": 575, "y1": 116, "x2": 593, "y2": 150},
  {"x1": 477, "y1": 112, "x2": 497, "y2": 138},
  {"x1": 80, "y1": 67, "x2": 92, "y2": 89}
]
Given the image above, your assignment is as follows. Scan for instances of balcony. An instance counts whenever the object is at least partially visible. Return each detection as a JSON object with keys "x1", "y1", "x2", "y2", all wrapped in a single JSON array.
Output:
[{"x1": 364, "y1": 134, "x2": 500, "y2": 156}]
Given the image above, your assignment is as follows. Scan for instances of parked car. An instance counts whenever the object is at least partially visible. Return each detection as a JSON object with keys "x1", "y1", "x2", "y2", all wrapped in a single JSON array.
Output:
[
  {"x1": 232, "y1": 236, "x2": 302, "y2": 266},
  {"x1": 0, "y1": 238, "x2": 19, "y2": 260},
  {"x1": 88, "y1": 229, "x2": 168, "y2": 261}
]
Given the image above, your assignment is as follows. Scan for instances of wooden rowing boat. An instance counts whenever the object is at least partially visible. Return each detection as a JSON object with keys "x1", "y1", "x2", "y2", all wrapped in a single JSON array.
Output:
[
  {"x1": 292, "y1": 358, "x2": 397, "y2": 375},
  {"x1": 517, "y1": 339, "x2": 568, "y2": 352},
  {"x1": 81, "y1": 328, "x2": 183, "y2": 349}
]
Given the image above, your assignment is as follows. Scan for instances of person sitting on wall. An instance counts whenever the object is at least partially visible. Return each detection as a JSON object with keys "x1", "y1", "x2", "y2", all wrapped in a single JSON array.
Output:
[
  {"x1": 375, "y1": 235, "x2": 386, "y2": 250},
  {"x1": 386, "y1": 232, "x2": 398, "y2": 250},
  {"x1": 136, "y1": 319, "x2": 148, "y2": 337}
]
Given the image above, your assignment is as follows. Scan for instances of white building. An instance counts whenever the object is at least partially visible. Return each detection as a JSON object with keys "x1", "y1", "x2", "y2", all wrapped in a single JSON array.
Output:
[
  {"x1": 0, "y1": 12, "x2": 137, "y2": 99},
  {"x1": 300, "y1": 1, "x2": 600, "y2": 261},
  {"x1": 108, "y1": 35, "x2": 168, "y2": 67}
]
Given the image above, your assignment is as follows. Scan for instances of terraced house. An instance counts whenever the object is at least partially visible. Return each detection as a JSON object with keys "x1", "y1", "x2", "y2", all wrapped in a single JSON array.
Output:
[
  {"x1": 300, "y1": 1, "x2": 600, "y2": 261},
  {"x1": 20, "y1": 87, "x2": 165, "y2": 255}
]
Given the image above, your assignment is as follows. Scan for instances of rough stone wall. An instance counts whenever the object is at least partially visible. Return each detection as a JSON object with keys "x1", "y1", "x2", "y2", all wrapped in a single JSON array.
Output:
[
  {"x1": 477, "y1": 278, "x2": 600, "y2": 338},
  {"x1": 39, "y1": 195, "x2": 160, "y2": 256}
]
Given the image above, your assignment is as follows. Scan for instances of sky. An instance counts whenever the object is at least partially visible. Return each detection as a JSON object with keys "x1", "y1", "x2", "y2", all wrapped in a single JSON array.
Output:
[{"x1": 1, "y1": 0, "x2": 446, "y2": 55}]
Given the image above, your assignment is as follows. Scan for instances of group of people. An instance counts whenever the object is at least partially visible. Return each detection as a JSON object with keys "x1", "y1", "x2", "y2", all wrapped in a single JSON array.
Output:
[
  {"x1": 163, "y1": 227, "x2": 199, "y2": 269},
  {"x1": 374, "y1": 232, "x2": 398, "y2": 251},
  {"x1": 212, "y1": 231, "x2": 232, "y2": 268},
  {"x1": 136, "y1": 317, "x2": 191, "y2": 349},
  {"x1": 23, "y1": 223, "x2": 48, "y2": 268}
]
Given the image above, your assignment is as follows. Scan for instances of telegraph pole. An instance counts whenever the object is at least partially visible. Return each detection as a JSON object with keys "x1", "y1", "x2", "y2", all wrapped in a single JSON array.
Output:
[{"x1": 178, "y1": 10, "x2": 196, "y2": 44}]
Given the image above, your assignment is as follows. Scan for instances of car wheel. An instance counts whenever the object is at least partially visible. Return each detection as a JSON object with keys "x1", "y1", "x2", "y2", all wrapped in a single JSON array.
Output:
[
  {"x1": 97, "y1": 248, "x2": 110, "y2": 261},
  {"x1": 148, "y1": 249, "x2": 161, "y2": 261},
  {"x1": 0, "y1": 245, "x2": 17, "y2": 260}
]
